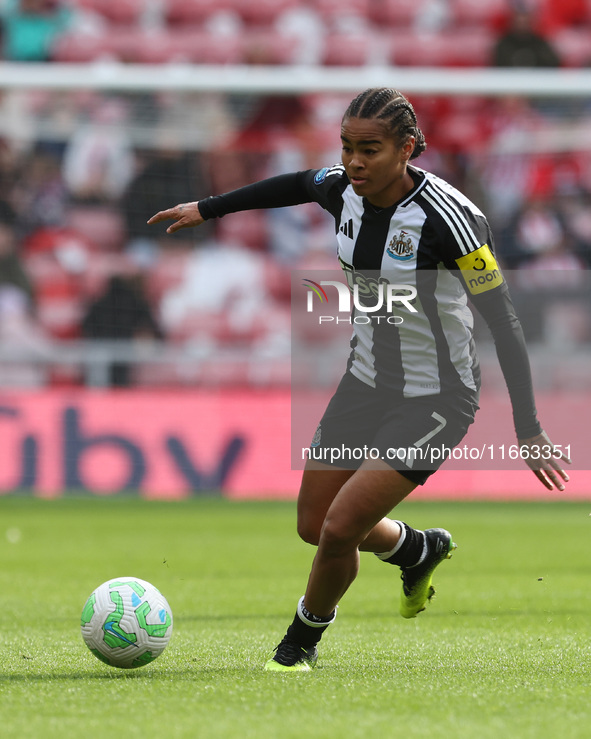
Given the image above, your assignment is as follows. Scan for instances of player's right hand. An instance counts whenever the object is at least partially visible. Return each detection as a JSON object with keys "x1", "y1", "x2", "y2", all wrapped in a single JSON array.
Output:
[{"x1": 147, "y1": 201, "x2": 204, "y2": 234}]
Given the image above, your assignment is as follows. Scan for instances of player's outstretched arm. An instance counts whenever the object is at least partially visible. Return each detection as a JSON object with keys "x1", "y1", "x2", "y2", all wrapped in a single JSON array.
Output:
[
  {"x1": 147, "y1": 201, "x2": 204, "y2": 234},
  {"x1": 518, "y1": 430, "x2": 571, "y2": 491}
]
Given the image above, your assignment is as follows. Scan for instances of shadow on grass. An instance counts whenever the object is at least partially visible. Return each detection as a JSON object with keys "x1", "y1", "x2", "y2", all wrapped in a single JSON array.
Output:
[
  {"x1": 175, "y1": 612, "x2": 289, "y2": 623},
  {"x1": 0, "y1": 664, "x2": 261, "y2": 682}
]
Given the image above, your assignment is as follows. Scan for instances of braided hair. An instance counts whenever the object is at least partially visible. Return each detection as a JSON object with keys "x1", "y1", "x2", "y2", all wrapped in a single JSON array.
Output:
[{"x1": 343, "y1": 88, "x2": 427, "y2": 160}]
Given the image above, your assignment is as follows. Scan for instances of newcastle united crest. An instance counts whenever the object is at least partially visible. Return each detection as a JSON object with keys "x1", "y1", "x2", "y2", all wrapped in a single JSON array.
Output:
[{"x1": 387, "y1": 230, "x2": 414, "y2": 261}]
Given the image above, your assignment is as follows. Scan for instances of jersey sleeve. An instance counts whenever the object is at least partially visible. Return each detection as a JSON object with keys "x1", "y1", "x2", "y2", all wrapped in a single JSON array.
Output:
[
  {"x1": 471, "y1": 283, "x2": 542, "y2": 439},
  {"x1": 198, "y1": 166, "x2": 347, "y2": 220},
  {"x1": 432, "y1": 205, "x2": 541, "y2": 438},
  {"x1": 301, "y1": 164, "x2": 349, "y2": 216},
  {"x1": 198, "y1": 171, "x2": 314, "y2": 219},
  {"x1": 451, "y1": 234, "x2": 541, "y2": 438}
]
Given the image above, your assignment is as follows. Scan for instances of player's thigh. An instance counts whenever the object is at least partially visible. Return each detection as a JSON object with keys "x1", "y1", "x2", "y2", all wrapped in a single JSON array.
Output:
[
  {"x1": 373, "y1": 392, "x2": 477, "y2": 480},
  {"x1": 319, "y1": 461, "x2": 417, "y2": 550},
  {"x1": 297, "y1": 459, "x2": 355, "y2": 545}
]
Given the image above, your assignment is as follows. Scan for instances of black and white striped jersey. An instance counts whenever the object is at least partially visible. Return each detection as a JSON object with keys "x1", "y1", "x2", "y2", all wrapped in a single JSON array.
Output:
[
  {"x1": 311, "y1": 163, "x2": 494, "y2": 399},
  {"x1": 198, "y1": 165, "x2": 541, "y2": 437}
]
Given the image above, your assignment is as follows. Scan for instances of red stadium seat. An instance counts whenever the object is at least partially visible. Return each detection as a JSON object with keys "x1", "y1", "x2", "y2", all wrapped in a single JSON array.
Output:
[
  {"x1": 51, "y1": 32, "x2": 113, "y2": 63},
  {"x1": 315, "y1": 0, "x2": 371, "y2": 23},
  {"x1": 216, "y1": 211, "x2": 268, "y2": 251},
  {"x1": 176, "y1": 30, "x2": 244, "y2": 64},
  {"x1": 225, "y1": 0, "x2": 299, "y2": 27},
  {"x1": 65, "y1": 206, "x2": 126, "y2": 252},
  {"x1": 242, "y1": 30, "x2": 299, "y2": 65},
  {"x1": 23, "y1": 228, "x2": 95, "y2": 338},
  {"x1": 128, "y1": 30, "x2": 184, "y2": 63},
  {"x1": 144, "y1": 248, "x2": 192, "y2": 305},
  {"x1": 127, "y1": 28, "x2": 243, "y2": 64},
  {"x1": 369, "y1": 0, "x2": 428, "y2": 27},
  {"x1": 77, "y1": 0, "x2": 147, "y2": 26},
  {"x1": 78, "y1": 252, "x2": 139, "y2": 300},
  {"x1": 550, "y1": 27, "x2": 591, "y2": 67},
  {"x1": 433, "y1": 109, "x2": 492, "y2": 153},
  {"x1": 23, "y1": 226, "x2": 95, "y2": 257},
  {"x1": 538, "y1": 0, "x2": 589, "y2": 32},
  {"x1": 388, "y1": 28, "x2": 495, "y2": 67},
  {"x1": 576, "y1": 0, "x2": 591, "y2": 24},
  {"x1": 321, "y1": 32, "x2": 377, "y2": 66},
  {"x1": 87, "y1": 28, "x2": 244, "y2": 65},
  {"x1": 450, "y1": 0, "x2": 510, "y2": 30},
  {"x1": 102, "y1": 27, "x2": 149, "y2": 62},
  {"x1": 54, "y1": 27, "x2": 148, "y2": 63},
  {"x1": 163, "y1": 0, "x2": 223, "y2": 26}
]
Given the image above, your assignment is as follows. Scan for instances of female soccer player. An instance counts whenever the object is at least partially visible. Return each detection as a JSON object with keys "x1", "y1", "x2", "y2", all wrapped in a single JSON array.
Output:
[{"x1": 148, "y1": 88, "x2": 570, "y2": 671}]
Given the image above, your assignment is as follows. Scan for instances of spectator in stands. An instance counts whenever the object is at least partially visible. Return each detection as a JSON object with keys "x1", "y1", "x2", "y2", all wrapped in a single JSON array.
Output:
[
  {"x1": 157, "y1": 236, "x2": 277, "y2": 347},
  {"x1": 0, "y1": 0, "x2": 71, "y2": 62},
  {"x1": 414, "y1": 0, "x2": 451, "y2": 34},
  {"x1": 11, "y1": 144, "x2": 67, "y2": 237},
  {"x1": 122, "y1": 142, "x2": 209, "y2": 265},
  {"x1": 81, "y1": 271, "x2": 164, "y2": 387},
  {"x1": 0, "y1": 283, "x2": 52, "y2": 385},
  {"x1": 62, "y1": 97, "x2": 134, "y2": 205},
  {"x1": 506, "y1": 196, "x2": 567, "y2": 267},
  {"x1": 559, "y1": 190, "x2": 591, "y2": 267},
  {"x1": 215, "y1": 95, "x2": 337, "y2": 260},
  {"x1": 478, "y1": 95, "x2": 549, "y2": 232},
  {"x1": 498, "y1": 152, "x2": 591, "y2": 268},
  {"x1": 491, "y1": 7, "x2": 561, "y2": 68},
  {"x1": 274, "y1": 1, "x2": 325, "y2": 66},
  {"x1": 0, "y1": 137, "x2": 21, "y2": 202},
  {"x1": 0, "y1": 198, "x2": 34, "y2": 306},
  {"x1": 509, "y1": 195, "x2": 589, "y2": 345},
  {"x1": 0, "y1": 197, "x2": 50, "y2": 385},
  {"x1": 261, "y1": 96, "x2": 337, "y2": 264}
]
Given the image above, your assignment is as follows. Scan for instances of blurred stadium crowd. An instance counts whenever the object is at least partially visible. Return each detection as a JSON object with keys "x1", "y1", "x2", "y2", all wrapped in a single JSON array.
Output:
[
  {"x1": 2, "y1": 0, "x2": 591, "y2": 67},
  {"x1": 0, "y1": 0, "x2": 589, "y2": 387}
]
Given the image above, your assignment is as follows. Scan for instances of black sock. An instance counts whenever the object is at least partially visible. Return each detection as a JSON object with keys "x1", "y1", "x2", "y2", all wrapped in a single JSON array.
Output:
[
  {"x1": 375, "y1": 521, "x2": 426, "y2": 568},
  {"x1": 285, "y1": 597, "x2": 337, "y2": 648}
]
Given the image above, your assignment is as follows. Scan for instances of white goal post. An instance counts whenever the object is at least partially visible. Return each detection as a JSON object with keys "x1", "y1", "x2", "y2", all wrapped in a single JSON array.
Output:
[{"x1": 0, "y1": 61, "x2": 590, "y2": 96}]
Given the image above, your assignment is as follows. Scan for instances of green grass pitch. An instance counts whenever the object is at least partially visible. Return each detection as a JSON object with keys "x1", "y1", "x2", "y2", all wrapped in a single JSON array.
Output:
[{"x1": 1, "y1": 496, "x2": 590, "y2": 739}]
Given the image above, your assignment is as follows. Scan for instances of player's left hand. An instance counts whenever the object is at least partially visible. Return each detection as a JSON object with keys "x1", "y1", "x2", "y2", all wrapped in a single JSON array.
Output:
[{"x1": 518, "y1": 430, "x2": 571, "y2": 491}]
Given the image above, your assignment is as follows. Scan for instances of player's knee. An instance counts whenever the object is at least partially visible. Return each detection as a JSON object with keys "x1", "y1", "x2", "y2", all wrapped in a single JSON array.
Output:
[
  {"x1": 297, "y1": 516, "x2": 321, "y2": 546},
  {"x1": 318, "y1": 517, "x2": 359, "y2": 555}
]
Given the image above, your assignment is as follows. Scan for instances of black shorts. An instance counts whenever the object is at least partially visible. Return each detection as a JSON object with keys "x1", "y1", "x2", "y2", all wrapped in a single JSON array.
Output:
[{"x1": 307, "y1": 372, "x2": 479, "y2": 485}]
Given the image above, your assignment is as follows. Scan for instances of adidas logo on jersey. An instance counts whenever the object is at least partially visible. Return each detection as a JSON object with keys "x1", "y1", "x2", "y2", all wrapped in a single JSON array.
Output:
[{"x1": 339, "y1": 219, "x2": 354, "y2": 239}]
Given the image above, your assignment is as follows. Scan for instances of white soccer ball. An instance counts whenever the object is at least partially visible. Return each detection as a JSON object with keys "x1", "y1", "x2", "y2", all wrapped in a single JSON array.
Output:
[{"x1": 81, "y1": 577, "x2": 173, "y2": 669}]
